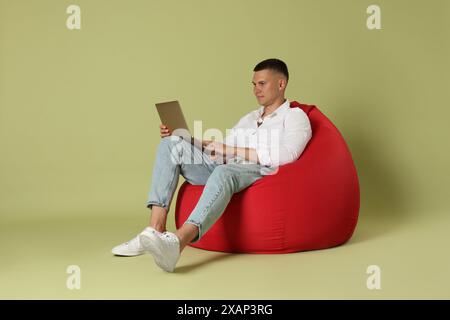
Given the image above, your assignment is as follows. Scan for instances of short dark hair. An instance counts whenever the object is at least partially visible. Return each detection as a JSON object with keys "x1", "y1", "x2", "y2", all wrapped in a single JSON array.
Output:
[{"x1": 253, "y1": 58, "x2": 289, "y2": 82}]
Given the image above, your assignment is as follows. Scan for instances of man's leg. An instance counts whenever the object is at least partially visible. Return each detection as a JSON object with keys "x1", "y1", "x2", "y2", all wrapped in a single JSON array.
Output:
[
  {"x1": 176, "y1": 223, "x2": 199, "y2": 252},
  {"x1": 138, "y1": 161, "x2": 274, "y2": 272},
  {"x1": 149, "y1": 205, "x2": 168, "y2": 233},
  {"x1": 176, "y1": 163, "x2": 275, "y2": 251},
  {"x1": 112, "y1": 136, "x2": 218, "y2": 258},
  {"x1": 146, "y1": 136, "x2": 218, "y2": 232}
]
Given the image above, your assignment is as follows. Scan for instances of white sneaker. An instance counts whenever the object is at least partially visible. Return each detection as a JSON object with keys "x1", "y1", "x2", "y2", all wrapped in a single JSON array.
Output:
[
  {"x1": 139, "y1": 231, "x2": 181, "y2": 273},
  {"x1": 111, "y1": 227, "x2": 162, "y2": 256}
]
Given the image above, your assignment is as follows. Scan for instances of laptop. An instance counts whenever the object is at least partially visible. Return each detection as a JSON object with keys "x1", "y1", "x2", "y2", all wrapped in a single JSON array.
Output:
[{"x1": 155, "y1": 100, "x2": 205, "y2": 150}]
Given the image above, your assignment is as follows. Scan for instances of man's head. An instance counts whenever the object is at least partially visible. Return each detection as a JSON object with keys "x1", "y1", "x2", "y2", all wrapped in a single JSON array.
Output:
[{"x1": 252, "y1": 58, "x2": 289, "y2": 107}]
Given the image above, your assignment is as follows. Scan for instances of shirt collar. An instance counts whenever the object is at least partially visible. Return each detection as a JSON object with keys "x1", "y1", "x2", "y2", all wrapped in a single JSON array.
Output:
[{"x1": 256, "y1": 98, "x2": 290, "y2": 118}]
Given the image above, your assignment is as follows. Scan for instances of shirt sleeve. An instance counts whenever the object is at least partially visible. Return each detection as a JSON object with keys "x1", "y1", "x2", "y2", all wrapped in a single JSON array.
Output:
[{"x1": 254, "y1": 109, "x2": 312, "y2": 167}]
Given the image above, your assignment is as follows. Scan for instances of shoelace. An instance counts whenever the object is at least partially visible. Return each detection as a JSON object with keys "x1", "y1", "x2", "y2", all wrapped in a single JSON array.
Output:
[{"x1": 162, "y1": 233, "x2": 180, "y2": 245}]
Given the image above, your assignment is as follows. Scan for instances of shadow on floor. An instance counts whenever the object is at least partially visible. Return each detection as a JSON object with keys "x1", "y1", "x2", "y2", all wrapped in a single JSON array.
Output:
[{"x1": 176, "y1": 251, "x2": 237, "y2": 273}]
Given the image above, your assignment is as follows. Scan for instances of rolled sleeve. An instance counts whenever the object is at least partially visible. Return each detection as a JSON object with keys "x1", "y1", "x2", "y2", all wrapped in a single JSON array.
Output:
[
  {"x1": 247, "y1": 127, "x2": 274, "y2": 167},
  {"x1": 255, "y1": 109, "x2": 312, "y2": 168}
]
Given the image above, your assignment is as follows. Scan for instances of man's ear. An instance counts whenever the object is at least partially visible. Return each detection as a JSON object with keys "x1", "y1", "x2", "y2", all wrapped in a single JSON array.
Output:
[{"x1": 278, "y1": 78, "x2": 287, "y2": 91}]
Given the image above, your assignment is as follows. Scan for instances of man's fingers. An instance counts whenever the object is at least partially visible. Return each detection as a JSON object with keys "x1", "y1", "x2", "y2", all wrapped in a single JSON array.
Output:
[
  {"x1": 204, "y1": 145, "x2": 215, "y2": 156},
  {"x1": 160, "y1": 125, "x2": 170, "y2": 133},
  {"x1": 160, "y1": 123, "x2": 171, "y2": 135}
]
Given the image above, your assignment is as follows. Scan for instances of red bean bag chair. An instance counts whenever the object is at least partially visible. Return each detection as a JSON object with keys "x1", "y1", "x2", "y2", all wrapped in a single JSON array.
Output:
[{"x1": 175, "y1": 101, "x2": 360, "y2": 253}]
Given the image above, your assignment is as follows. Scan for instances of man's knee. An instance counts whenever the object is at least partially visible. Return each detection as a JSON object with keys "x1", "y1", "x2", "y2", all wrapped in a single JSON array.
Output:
[
  {"x1": 160, "y1": 135, "x2": 182, "y2": 147},
  {"x1": 158, "y1": 136, "x2": 184, "y2": 154},
  {"x1": 155, "y1": 136, "x2": 181, "y2": 163},
  {"x1": 160, "y1": 136, "x2": 197, "y2": 165}
]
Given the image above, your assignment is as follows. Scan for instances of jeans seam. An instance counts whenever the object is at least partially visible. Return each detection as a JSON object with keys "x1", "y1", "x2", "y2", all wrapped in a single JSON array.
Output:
[
  {"x1": 194, "y1": 184, "x2": 224, "y2": 241},
  {"x1": 146, "y1": 141, "x2": 181, "y2": 211}
]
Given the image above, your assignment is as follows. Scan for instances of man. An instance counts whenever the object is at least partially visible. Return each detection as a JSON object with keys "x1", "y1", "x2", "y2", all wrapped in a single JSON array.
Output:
[{"x1": 112, "y1": 58, "x2": 312, "y2": 272}]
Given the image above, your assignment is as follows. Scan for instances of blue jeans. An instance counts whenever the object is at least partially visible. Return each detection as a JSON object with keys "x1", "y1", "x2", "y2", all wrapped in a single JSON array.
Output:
[{"x1": 146, "y1": 136, "x2": 275, "y2": 243}]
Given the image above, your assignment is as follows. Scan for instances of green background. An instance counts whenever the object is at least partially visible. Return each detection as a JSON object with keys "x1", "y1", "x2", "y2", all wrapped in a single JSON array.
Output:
[{"x1": 1, "y1": 0, "x2": 449, "y2": 299}]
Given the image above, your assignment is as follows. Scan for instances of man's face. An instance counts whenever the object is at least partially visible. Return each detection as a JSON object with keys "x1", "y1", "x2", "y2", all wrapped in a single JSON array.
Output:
[{"x1": 252, "y1": 69, "x2": 286, "y2": 106}]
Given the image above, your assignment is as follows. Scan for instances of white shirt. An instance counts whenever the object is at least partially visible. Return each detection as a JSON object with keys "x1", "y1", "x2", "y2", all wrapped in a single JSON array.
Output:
[{"x1": 223, "y1": 98, "x2": 312, "y2": 168}]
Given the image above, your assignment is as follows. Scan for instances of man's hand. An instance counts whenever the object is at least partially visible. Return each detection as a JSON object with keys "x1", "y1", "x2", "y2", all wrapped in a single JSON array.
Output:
[
  {"x1": 159, "y1": 124, "x2": 172, "y2": 138},
  {"x1": 201, "y1": 139, "x2": 213, "y2": 147},
  {"x1": 203, "y1": 141, "x2": 235, "y2": 161}
]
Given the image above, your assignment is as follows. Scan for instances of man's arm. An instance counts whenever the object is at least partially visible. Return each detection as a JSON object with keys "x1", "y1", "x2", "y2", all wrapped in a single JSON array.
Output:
[
  {"x1": 189, "y1": 137, "x2": 214, "y2": 151},
  {"x1": 203, "y1": 141, "x2": 260, "y2": 164},
  {"x1": 246, "y1": 109, "x2": 312, "y2": 167}
]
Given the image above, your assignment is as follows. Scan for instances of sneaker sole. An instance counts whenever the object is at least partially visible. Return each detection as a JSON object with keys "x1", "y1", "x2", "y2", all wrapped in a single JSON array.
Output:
[{"x1": 112, "y1": 251, "x2": 145, "y2": 257}]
